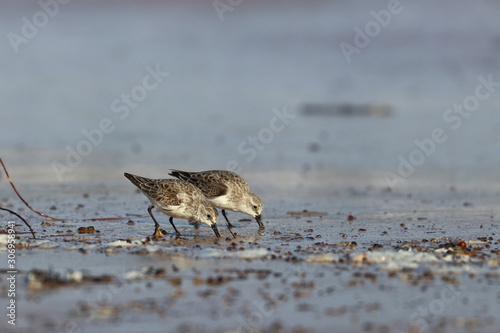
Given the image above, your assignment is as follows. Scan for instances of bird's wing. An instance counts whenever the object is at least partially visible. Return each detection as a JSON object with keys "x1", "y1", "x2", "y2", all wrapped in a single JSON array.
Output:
[
  {"x1": 170, "y1": 170, "x2": 229, "y2": 198},
  {"x1": 196, "y1": 180, "x2": 228, "y2": 199},
  {"x1": 144, "y1": 181, "x2": 183, "y2": 209}
]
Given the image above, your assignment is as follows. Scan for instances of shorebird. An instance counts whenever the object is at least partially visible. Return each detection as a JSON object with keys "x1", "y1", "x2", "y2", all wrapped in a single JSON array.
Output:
[
  {"x1": 124, "y1": 173, "x2": 220, "y2": 238},
  {"x1": 168, "y1": 170, "x2": 264, "y2": 233}
]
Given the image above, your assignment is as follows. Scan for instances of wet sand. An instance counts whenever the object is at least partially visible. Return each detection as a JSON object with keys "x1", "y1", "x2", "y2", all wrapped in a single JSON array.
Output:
[
  {"x1": 1, "y1": 0, "x2": 500, "y2": 331},
  {"x1": 1, "y1": 168, "x2": 499, "y2": 333}
]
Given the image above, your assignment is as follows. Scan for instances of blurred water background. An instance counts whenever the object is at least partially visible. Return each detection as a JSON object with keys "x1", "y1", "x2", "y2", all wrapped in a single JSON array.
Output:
[{"x1": 1, "y1": 0, "x2": 500, "y2": 185}]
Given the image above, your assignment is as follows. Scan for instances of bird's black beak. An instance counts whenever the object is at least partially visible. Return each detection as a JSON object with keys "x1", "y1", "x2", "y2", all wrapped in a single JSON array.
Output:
[
  {"x1": 255, "y1": 214, "x2": 264, "y2": 229},
  {"x1": 211, "y1": 224, "x2": 221, "y2": 238}
]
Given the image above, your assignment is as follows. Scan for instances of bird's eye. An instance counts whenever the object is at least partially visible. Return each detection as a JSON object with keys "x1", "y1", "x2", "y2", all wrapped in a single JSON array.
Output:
[
  {"x1": 253, "y1": 205, "x2": 258, "y2": 209},
  {"x1": 207, "y1": 214, "x2": 211, "y2": 218}
]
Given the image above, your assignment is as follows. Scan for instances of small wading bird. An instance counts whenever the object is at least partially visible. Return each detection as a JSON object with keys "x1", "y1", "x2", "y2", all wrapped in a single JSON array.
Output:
[
  {"x1": 169, "y1": 170, "x2": 264, "y2": 234},
  {"x1": 124, "y1": 173, "x2": 220, "y2": 238}
]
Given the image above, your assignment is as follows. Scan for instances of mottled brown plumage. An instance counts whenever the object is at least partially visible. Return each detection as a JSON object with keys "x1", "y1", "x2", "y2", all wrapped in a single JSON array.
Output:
[
  {"x1": 169, "y1": 170, "x2": 264, "y2": 230},
  {"x1": 124, "y1": 173, "x2": 220, "y2": 238}
]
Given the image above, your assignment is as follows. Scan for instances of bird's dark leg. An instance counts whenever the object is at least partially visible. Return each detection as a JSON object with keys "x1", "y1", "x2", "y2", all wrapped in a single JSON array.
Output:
[
  {"x1": 221, "y1": 209, "x2": 234, "y2": 228},
  {"x1": 221, "y1": 209, "x2": 235, "y2": 238},
  {"x1": 147, "y1": 205, "x2": 165, "y2": 237},
  {"x1": 169, "y1": 216, "x2": 182, "y2": 238}
]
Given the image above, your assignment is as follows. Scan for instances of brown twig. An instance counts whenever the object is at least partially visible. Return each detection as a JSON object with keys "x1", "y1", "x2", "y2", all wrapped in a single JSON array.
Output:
[
  {"x1": 0, "y1": 207, "x2": 36, "y2": 239},
  {"x1": 0, "y1": 158, "x2": 60, "y2": 221},
  {"x1": 0, "y1": 158, "x2": 132, "y2": 223}
]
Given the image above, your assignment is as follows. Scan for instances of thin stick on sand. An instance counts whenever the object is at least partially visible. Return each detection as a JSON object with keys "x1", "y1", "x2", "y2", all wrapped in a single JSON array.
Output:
[
  {"x1": 0, "y1": 158, "x2": 133, "y2": 223},
  {"x1": 0, "y1": 207, "x2": 36, "y2": 239},
  {"x1": 0, "y1": 158, "x2": 60, "y2": 221}
]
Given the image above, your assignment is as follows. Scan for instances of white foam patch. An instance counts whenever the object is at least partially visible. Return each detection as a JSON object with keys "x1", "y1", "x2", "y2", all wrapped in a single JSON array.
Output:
[
  {"x1": 65, "y1": 270, "x2": 84, "y2": 283},
  {"x1": 306, "y1": 254, "x2": 340, "y2": 263},
  {"x1": 0, "y1": 234, "x2": 8, "y2": 248},
  {"x1": 106, "y1": 239, "x2": 144, "y2": 247},
  {"x1": 235, "y1": 248, "x2": 271, "y2": 258},
  {"x1": 431, "y1": 265, "x2": 486, "y2": 275},
  {"x1": 124, "y1": 266, "x2": 163, "y2": 280},
  {"x1": 198, "y1": 248, "x2": 271, "y2": 259},
  {"x1": 124, "y1": 267, "x2": 149, "y2": 280},
  {"x1": 0, "y1": 236, "x2": 54, "y2": 250},
  {"x1": 366, "y1": 250, "x2": 440, "y2": 270},
  {"x1": 105, "y1": 240, "x2": 160, "y2": 252},
  {"x1": 144, "y1": 245, "x2": 161, "y2": 252}
]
